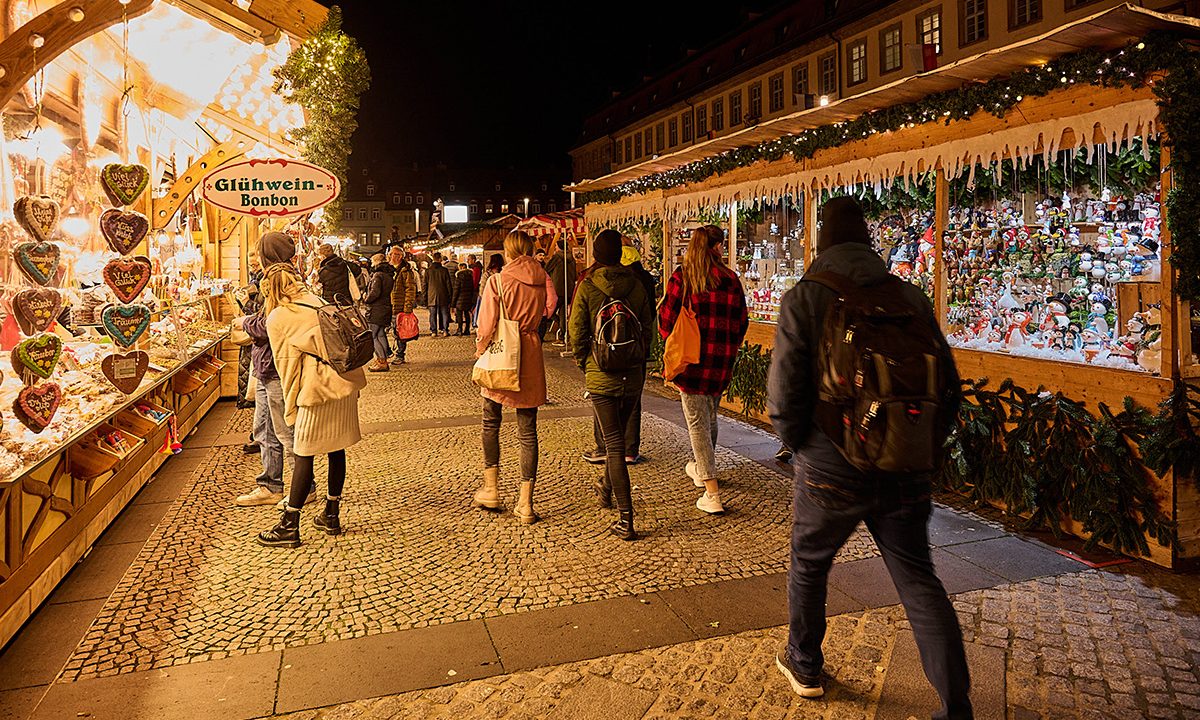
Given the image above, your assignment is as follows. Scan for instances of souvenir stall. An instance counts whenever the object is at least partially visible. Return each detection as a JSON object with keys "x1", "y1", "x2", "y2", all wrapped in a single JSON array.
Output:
[
  {"x1": 574, "y1": 5, "x2": 1200, "y2": 567},
  {"x1": 516, "y1": 207, "x2": 587, "y2": 261},
  {"x1": 0, "y1": 0, "x2": 328, "y2": 646}
]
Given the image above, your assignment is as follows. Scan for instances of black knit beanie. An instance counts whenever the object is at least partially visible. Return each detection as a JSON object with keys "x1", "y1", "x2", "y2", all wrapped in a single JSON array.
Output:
[
  {"x1": 593, "y1": 229, "x2": 622, "y2": 266},
  {"x1": 259, "y1": 231, "x2": 296, "y2": 266},
  {"x1": 817, "y1": 197, "x2": 871, "y2": 253}
]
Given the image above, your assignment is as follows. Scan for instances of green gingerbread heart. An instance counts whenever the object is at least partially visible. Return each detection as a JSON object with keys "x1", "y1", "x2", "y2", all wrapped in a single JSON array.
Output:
[{"x1": 11, "y1": 334, "x2": 62, "y2": 382}]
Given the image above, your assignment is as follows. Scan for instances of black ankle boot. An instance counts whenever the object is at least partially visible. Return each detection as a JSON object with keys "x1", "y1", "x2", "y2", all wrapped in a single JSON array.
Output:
[
  {"x1": 258, "y1": 509, "x2": 301, "y2": 548},
  {"x1": 610, "y1": 508, "x2": 637, "y2": 540},
  {"x1": 592, "y1": 476, "x2": 612, "y2": 509},
  {"x1": 313, "y1": 498, "x2": 342, "y2": 535}
]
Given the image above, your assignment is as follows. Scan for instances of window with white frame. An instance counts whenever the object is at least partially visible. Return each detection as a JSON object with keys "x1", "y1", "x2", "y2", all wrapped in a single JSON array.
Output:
[
  {"x1": 820, "y1": 53, "x2": 837, "y2": 95},
  {"x1": 634, "y1": 132, "x2": 642, "y2": 158},
  {"x1": 405, "y1": 193, "x2": 412, "y2": 205},
  {"x1": 848, "y1": 40, "x2": 868, "y2": 85},
  {"x1": 712, "y1": 98, "x2": 724, "y2": 131},
  {"x1": 1010, "y1": 0, "x2": 1041, "y2": 28},
  {"x1": 392, "y1": 193, "x2": 401, "y2": 205},
  {"x1": 624, "y1": 136, "x2": 632, "y2": 162},
  {"x1": 792, "y1": 63, "x2": 809, "y2": 102},
  {"x1": 548, "y1": 200, "x2": 557, "y2": 212},
  {"x1": 696, "y1": 105, "x2": 708, "y2": 136},
  {"x1": 730, "y1": 89, "x2": 743, "y2": 125},
  {"x1": 961, "y1": 0, "x2": 987, "y2": 45},
  {"x1": 485, "y1": 201, "x2": 494, "y2": 214},
  {"x1": 682, "y1": 111, "x2": 693, "y2": 142},
  {"x1": 470, "y1": 201, "x2": 478, "y2": 215},
  {"x1": 918, "y1": 8, "x2": 942, "y2": 54},
  {"x1": 366, "y1": 184, "x2": 375, "y2": 197},
  {"x1": 371, "y1": 208, "x2": 380, "y2": 221},
  {"x1": 656, "y1": 122, "x2": 665, "y2": 152},
  {"x1": 644, "y1": 128, "x2": 653, "y2": 155},
  {"x1": 500, "y1": 202, "x2": 509, "y2": 214},
  {"x1": 343, "y1": 208, "x2": 353, "y2": 221},
  {"x1": 881, "y1": 24, "x2": 902, "y2": 73},
  {"x1": 748, "y1": 81, "x2": 762, "y2": 119},
  {"x1": 416, "y1": 194, "x2": 423, "y2": 205},
  {"x1": 669, "y1": 117, "x2": 679, "y2": 146},
  {"x1": 769, "y1": 73, "x2": 785, "y2": 113},
  {"x1": 358, "y1": 208, "x2": 367, "y2": 220}
]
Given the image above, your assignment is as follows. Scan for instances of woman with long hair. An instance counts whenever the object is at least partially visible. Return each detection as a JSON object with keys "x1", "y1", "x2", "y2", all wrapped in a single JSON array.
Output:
[
  {"x1": 472, "y1": 231, "x2": 557, "y2": 523},
  {"x1": 658, "y1": 224, "x2": 749, "y2": 515},
  {"x1": 256, "y1": 234, "x2": 367, "y2": 548}
]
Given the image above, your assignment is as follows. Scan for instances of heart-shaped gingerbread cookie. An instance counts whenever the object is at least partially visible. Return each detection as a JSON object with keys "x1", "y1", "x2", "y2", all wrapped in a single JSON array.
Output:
[
  {"x1": 14, "y1": 195, "x2": 60, "y2": 243},
  {"x1": 101, "y1": 164, "x2": 150, "y2": 207},
  {"x1": 102, "y1": 256, "x2": 152, "y2": 304},
  {"x1": 15, "y1": 241, "x2": 61, "y2": 286},
  {"x1": 14, "y1": 383, "x2": 62, "y2": 433},
  {"x1": 101, "y1": 350, "x2": 150, "y2": 394},
  {"x1": 101, "y1": 303, "x2": 151, "y2": 347},
  {"x1": 100, "y1": 209, "x2": 149, "y2": 256},
  {"x1": 10, "y1": 334, "x2": 63, "y2": 383},
  {"x1": 12, "y1": 288, "x2": 63, "y2": 335}
]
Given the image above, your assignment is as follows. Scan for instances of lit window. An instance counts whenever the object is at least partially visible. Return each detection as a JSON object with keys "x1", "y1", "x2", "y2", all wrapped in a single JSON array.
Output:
[
  {"x1": 769, "y1": 73, "x2": 784, "y2": 113},
  {"x1": 485, "y1": 202, "x2": 494, "y2": 214},
  {"x1": 669, "y1": 118, "x2": 678, "y2": 146},
  {"x1": 371, "y1": 232, "x2": 380, "y2": 243},
  {"x1": 918, "y1": 9, "x2": 942, "y2": 55},
  {"x1": 682, "y1": 112, "x2": 693, "y2": 142},
  {"x1": 881, "y1": 25, "x2": 902, "y2": 73},
  {"x1": 820, "y1": 53, "x2": 837, "y2": 95},
  {"x1": 961, "y1": 0, "x2": 987, "y2": 45},
  {"x1": 848, "y1": 40, "x2": 868, "y2": 86},
  {"x1": 730, "y1": 90, "x2": 743, "y2": 125},
  {"x1": 748, "y1": 81, "x2": 762, "y2": 119},
  {"x1": 712, "y1": 98, "x2": 724, "y2": 131},
  {"x1": 501, "y1": 202, "x2": 509, "y2": 214},
  {"x1": 792, "y1": 64, "x2": 809, "y2": 102},
  {"x1": 1010, "y1": 0, "x2": 1041, "y2": 28},
  {"x1": 696, "y1": 105, "x2": 708, "y2": 137}
]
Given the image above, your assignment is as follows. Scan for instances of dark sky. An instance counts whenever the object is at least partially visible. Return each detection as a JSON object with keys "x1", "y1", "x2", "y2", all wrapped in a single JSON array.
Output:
[{"x1": 336, "y1": 1, "x2": 776, "y2": 179}]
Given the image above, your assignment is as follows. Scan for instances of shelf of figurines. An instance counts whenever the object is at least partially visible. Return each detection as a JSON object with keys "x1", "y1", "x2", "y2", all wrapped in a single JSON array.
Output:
[{"x1": 1, "y1": 330, "x2": 229, "y2": 484}]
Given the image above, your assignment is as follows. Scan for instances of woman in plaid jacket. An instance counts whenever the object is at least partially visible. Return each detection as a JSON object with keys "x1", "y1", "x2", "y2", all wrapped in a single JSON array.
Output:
[{"x1": 657, "y1": 225, "x2": 749, "y2": 515}]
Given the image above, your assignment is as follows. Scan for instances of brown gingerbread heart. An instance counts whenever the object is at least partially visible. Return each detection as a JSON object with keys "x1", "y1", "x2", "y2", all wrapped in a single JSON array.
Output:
[
  {"x1": 14, "y1": 241, "x2": 61, "y2": 286},
  {"x1": 101, "y1": 351, "x2": 149, "y2": 394},
  {"x1": 99, "y1": 209, "x2": 149, "y2": 256},
  {"x1": 12, "y1": 288, "x2": 63, "y2": 335},
  {"x1": 101, "y1": 164, "x2": 150, "y2": 207},
  {"x1": 102, "y1": 256, "x2": 152, "y2": 304},
  {"x1": 13, "y1": 195, "x2": 60, "y2": 243},
  {"x1": 14, "y1": 382, "x2": 62, "y2": 433},
  {"x1": 100, "y1": 303, "x2": 151, "y2": 347}
]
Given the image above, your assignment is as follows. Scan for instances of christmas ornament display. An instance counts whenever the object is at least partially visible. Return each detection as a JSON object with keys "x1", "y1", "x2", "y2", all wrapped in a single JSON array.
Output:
[
  {"x1": 13, "y1": 383, "x2": 63, "y2": 433},
  {"x1": 14, "y1": 241, "x2": 62, "y2": 286},
  {"x1": 102, "y1": 256, "x2": 152, "y2": 304},
  {"x1": 101, "y1": 351, "x2": 150, "y2": 395},
  {"x1": 100, "y1": 304, "x2": 151, "y2": 347},
  {"x1": 12, "y1": 288, "x2": 63, "y2": 335},
  {"x1": 99, "y1": 209, "x2": 150, "y2": 256},
  {"x1": 13, "y1": 195, "x2": 60, "y2": 244},
  {"x1": 100, "y1": 164, "x2": 150, "y2": 207}
]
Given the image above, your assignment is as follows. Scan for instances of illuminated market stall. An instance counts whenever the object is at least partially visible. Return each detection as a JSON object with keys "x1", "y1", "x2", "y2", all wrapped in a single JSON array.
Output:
[
  {"x1": 0, "y1": 0, "x2": 330, "y2": 645},
  {"x1": 575, "y1": 4, "x2": 1200, "y2": 568}
]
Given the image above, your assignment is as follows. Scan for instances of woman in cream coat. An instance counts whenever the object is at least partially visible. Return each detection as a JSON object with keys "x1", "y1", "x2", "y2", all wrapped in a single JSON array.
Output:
[{"x1": 256, "y1": 241, "x2": 367, "y2": 548}]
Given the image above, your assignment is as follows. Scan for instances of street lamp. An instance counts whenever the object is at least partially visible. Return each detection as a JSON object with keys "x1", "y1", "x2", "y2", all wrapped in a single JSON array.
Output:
[
  {"x1": 414, "y1": 208, "x2": 420, "y2": 234},
  {"x1": 524, "y1": 197, "x2": 530, "y2": 217}
]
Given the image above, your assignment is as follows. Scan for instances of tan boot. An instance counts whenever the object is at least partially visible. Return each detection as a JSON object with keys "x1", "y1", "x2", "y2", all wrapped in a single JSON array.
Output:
[
  {"x1": 514, "y1": 479, "x2": 539, "y2": 525},
  {"x1": 367, "y1": 358, "x2": 389, "y2": 373},
  {"x1": 473, "y1": 467, "x2": 501, "y2": 509}
]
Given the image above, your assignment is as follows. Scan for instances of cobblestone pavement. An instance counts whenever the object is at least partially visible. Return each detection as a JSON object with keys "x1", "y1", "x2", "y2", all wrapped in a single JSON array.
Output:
[
  {"x1": 271, "y1": 566, "x2": 1200, "y2": 720},
  {"x1": 58, "y1": 336, "x2": 876, "y2": 680}
]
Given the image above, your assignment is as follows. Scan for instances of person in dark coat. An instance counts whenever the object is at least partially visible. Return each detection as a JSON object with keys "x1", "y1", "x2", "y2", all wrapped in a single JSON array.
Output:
[
  {"x1": 451, "y1": 260, "x2": 477, "y2": 335},
  {"x1": 363, "y1": 254, "x2": 396, "y2": 372},
  {"x1": 424, "y1": 252, "x2": 453, "y2": 337},
  {"x1": 544, "y1": 239, "x2": 578, "y2": 343},
  {"x1": 316, "y1": 244, "x2": 362, "y2": 305}
]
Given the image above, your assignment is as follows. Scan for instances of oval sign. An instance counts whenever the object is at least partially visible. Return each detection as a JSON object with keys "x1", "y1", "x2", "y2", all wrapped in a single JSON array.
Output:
[{"x1": 201, "y1": 158, "x2": 340, "y2": 218}]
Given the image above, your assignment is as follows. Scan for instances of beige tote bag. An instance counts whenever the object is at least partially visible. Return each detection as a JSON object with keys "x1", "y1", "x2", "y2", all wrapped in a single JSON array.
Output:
[{"x1": 472, "y1": 275, "x2": 521, "y2": 391}]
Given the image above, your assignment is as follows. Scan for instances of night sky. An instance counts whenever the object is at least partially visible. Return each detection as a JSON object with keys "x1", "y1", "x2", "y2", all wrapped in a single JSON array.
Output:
[{"x1": 336, "y1": 1, "x2": 776, "y2": 178}]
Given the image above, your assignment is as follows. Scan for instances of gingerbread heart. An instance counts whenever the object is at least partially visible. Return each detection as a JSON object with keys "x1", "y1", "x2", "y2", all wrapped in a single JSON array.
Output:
[
  {"x1": 101, "y1": 350, "x2": 149, "y2": 394},
  {"x1": 99, "y1": 209, "x2": 149, "y2": 256},
  {"x1": 101, "y1": 164, "x2": 150, "y2": 207},
  {"x1": 14, "y1": 241, "x2": 61, "y2": 286},
  {"x1": 102, "y1": 256, "x2": 152, "y2": 304},
  {"x1": 101, "y1": 303, "x2": 151, "y2": 347},
  {"x1": 13, "y1": 195, "x2": 60, "y2": 243},
  {"x1": 12, "y1": 288, "x2": 63, "y2": 335},
  {"x1": 10, "y1": 334, "x2": 62, "y2": 383},
  {"x1": 14, "y1": 383, "x2": 62, "y2": 433}
]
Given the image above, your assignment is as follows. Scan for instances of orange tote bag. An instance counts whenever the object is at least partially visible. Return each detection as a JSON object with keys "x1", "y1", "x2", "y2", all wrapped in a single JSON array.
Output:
[{"x1": 662, "y1": 301, "x2": 700, "y2": 381}]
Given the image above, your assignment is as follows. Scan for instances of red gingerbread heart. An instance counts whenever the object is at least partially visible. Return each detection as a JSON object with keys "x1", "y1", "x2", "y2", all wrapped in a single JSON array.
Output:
[
  {"x1": 12, "y1": 288, "x2": 63, "y2": 335},
  {"x1": 101, "y1": 350, "x2": 149, "y2": 394},
  {"x1": 14, "y1": 383, "x2": 62, "y2": 433},
  {"x1": 102, "y1": 256, "x2": 152, "y2": 304},
  {"x1": 99, "y1": 209, "x2": 149, "y2": 256}
]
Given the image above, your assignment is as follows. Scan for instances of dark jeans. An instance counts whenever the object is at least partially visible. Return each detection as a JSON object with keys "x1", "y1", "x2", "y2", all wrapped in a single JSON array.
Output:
[
  {"x1": 369, "y1": 322, "x2": 390, "y2": 360},
  {"x1": 394, "y1": 339, "x2": 408, "y2": 361},
  {"x1": 287, "y1": 451, "x2": 345, "y2": 509},
  {"x1": 482, "y1": 398, "x2": 538, "y2": 480},
  {"x1": 592, "y1": 393, "x2": 641, "y2": 457},
  {"x1": 429, "y1": 305, "x2": 450, "y2": 334},
  {"x1": 591, "y1": 394, "x2": 638, "y2": 512},
  {"x1": 788, "y1": 463, "x2": 972, "y2": 720},
  {"x1": 455, "y1": 308, "x2": 471, "y2": 334}
]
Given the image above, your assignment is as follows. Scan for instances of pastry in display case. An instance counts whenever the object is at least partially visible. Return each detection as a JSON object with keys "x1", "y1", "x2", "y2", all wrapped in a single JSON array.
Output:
[{"x1": 943, "y1": 150, "x2": 1163, "y2": 372}]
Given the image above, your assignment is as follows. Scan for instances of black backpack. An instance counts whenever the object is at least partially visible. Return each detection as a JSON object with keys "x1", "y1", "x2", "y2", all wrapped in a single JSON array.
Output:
[
  {"x1": 296, "y1": 301, "x2": 374, "y2": 374},
  {"x1": 591, "y1": 285, "x2": 646, "y2": 372},
  {"x1": 805, "y1": 271, "x2": 949, "y2": 474}
]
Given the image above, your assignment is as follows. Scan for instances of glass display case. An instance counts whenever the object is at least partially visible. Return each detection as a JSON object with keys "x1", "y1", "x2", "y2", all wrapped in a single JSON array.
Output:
[{"x1": 735, "y1": 199, "x2": 805, "y2": 324}]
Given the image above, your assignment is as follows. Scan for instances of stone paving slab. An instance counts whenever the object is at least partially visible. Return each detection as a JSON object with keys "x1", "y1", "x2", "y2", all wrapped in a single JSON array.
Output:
[{"x1": 875, "y1": 630, "x2": 1006, "y2": 720}]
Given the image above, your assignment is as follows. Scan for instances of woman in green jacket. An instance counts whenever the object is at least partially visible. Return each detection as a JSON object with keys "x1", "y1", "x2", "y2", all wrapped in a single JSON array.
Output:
[{"x1": 570, "y1": 229, "x2": 655, "y2": 540}]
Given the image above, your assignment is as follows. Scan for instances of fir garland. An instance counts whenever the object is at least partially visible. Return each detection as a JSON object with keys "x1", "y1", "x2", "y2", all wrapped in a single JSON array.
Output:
[
  {"x1": 275, "y1": 6, "x2": 370, "y2": 233},
  {"x1": 582, "y1": 33, "x2": 1200, "y2": 299}
]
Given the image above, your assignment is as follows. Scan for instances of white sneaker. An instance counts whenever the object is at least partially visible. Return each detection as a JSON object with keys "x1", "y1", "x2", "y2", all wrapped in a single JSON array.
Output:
[
  {"x1": 685, "y1": 461, "x2": 704, "y2": 488},
  {"x1": 235, "y1": 487, "x2": 284, "y2": 507},
  {"x1": 696, "y1": 492, "x2": 725, "y2": 515},
  {"x1": 275, "y1": 489, "x2": 317, "y2": 510}
]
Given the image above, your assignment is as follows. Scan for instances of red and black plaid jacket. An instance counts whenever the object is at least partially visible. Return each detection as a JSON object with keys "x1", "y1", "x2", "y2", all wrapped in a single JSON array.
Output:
[{"x1": 658, "y1": 264, "x2": 749, "y2": 396}]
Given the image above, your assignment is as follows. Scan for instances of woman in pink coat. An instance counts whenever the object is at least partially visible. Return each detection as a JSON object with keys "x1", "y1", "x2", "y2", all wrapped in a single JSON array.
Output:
[{"x1": 472, "y1": 231, "x2": 557, "y2": 523}]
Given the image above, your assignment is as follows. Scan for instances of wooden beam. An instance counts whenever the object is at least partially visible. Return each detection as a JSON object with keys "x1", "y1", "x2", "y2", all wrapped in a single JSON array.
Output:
[
  {"x1": 935, "y1": 169, "x2": 949, "y2": 332},
  {"x1": 172, "y1": 0, "x2": 281, "y2": 44},
  {"x1": 242, "y1": 0, "x2": 329, "y2": 40},
  {"x1": 0, "y1": 0, "x2": 154, "y2": 110},
  {"x1": 804, "y1": 188, "x2": 818, "y2": 268},
  {"x1": 151, "y1": 140, "x2": 246, "y2": 228},
  {"x1": 1160, "y1": 143, "x2": 1179, "y2": 379}
]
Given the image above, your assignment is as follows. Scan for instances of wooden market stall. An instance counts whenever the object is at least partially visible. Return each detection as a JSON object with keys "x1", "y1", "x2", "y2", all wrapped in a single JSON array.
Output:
[
  {"x1": 0, "y1": 0, "x2": 328, "y2": 646},
  {"x1": 575, "y1": 4, "x2": 1200, "y2": 568}
]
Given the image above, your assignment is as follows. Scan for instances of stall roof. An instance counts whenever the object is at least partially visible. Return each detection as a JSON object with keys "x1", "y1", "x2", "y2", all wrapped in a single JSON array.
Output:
[
  {"x1": 567, "y1": 3, "x2": 1200, "y2": 195},
  {"x1": 515, "y1": 208, "x2": 587, "y2": 237}
]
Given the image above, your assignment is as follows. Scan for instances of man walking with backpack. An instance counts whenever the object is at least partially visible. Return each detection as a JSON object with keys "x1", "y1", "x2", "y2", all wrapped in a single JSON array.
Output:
[{"x1": 768, "y1": 197, "x2": 971, "y2": 718}]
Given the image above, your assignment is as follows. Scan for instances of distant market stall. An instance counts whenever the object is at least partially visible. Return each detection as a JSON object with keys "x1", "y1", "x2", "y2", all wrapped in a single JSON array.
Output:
[{"x1": 572, "y1": 4, "x2": 1200, "y2": 568}]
